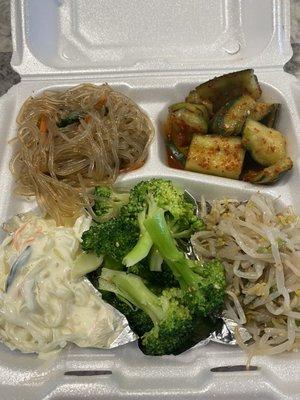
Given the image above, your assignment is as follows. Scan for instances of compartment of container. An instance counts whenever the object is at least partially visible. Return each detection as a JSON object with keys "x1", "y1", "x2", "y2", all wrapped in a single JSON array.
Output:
[{"x1": 0, "y1": 0, "x2": 299, "y2": 398}]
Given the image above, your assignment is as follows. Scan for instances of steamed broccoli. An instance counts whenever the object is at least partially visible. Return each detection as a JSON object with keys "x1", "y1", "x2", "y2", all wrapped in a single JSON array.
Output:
[
  {"x1": 83, "y1": 179, "x2": 226, "y2": 356},
  {"x1": 143, "y1": 199, "x2": 226, "y2": 318},
  {"x1": 82, "y1": 186, "x2": 136, "y2": 263},
  {"x1": 93, "y1": 186, "x2": 129, "y2": 220},
  {"x1": 82, "y1": 179, "x2": 205, "y2": 267},
  {"x1": 122, "y1": 179, "x2": 205, "y2": 267},
  {"x1": 101, "y1": 291, "x2": 153, "y2": 337},
  {"x1": 122, "y1": 208, "x2": 153, "y2": 267},
  {"x1": 99, "y1": 269, "x2": 194, "y2": 355},
  {"x1": 149, "y1": 245, "x2": 163, "y2": 272},
  {"x1": 122, "y1": 179, "x2": 204, "y2": 233},
  {"x1": 81, "y1": 217, "x2": 139, "y2": 262},
  {"x1": 87, "y1": 263, "x2": 153, "y2": 337},
  {"x1": 99, "y1": 268, "x2": 223, "y2": 355},
  {"x1": 192, "y1": 259, "x2": 227, "y2": 318},
  {"x1": 127, "y1": 262, "x2": 178, "y2": 292}
]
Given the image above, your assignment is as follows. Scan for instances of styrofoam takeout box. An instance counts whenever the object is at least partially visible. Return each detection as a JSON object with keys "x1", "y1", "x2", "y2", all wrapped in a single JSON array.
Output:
[{"x1": 0, "y1": 0, "x2": 300, "y2": 398}]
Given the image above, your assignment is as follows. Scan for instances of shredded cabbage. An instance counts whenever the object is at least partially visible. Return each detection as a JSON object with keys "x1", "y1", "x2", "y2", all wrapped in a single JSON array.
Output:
[{"x1": 0, "y1": 212, "x2": 133, "y2": 357}]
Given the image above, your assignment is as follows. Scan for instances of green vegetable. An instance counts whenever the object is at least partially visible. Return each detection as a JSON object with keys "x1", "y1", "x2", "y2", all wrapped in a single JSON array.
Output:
[
  {"x1": 99, "y1": 268, "x2": 210, "y2": 356},
  {"x1": 210, "y1": 95, "x2": 256, "y2": 136},
  {"x1": 186, "y1": 69, "x2": 261, "y2": 112},
  {"x1": 102, "y1": 255, "x2": 123, "y2": 270},
  {"x1": 127, "y1": 262, "x2": 178, "y2": 291},
  {"x1": 120, "y1": 179, "x2": 205, "y2": 266},
  {"x1": 143, "y1": 201, "x2": 226, "y2": 318},
  {"x1": 101, "y1": 291, "x2": 153, "y2": 337},
  {"x1": 93, "y1": 186, "x2": 130, "y2": 221},
  {"x1": 87, "y1": 264, "x2": 156, "y2": 344},
  {"x1": 71, "y1": 253, "x2": 102, "y2": 280},
  {"x1": 99, "y1": 269, "x2": 193, "y2": 355},
  {"x1": 122, "y1": 209, "x2": 153, "y2": 267},
  {"x1": 149, "y1": 246, "x2": 163, "y2": 272},
  {"x1": 178, "y1": 97, "x2": 214, "y2": 115},
  {"x1": 169, "y1": 107, "x2": 208, "y2": 136},
  {"x1": 84, "y1": 179, "x2": 225, "y2": 356},
  {"x1": 260, "y1": 104, "x2": 280, "y2": 128},
  {"x1": 242, "y1": 119, "x2": 286, "y2": 166},
  {"x1": 57, "y1": 111, "x2": 85, "y2": 128},
  {"x1": 123, "y1": 179, "x2": 204, "y2": 237},
  {"x1": 166, "y1": 102, "x2": 210, "y2": 150},
  {"x1": 82, "y1": 179, "x2": 204, "y2": 264},
  {"x1": 81, "y1": 217, "x2": 139, "y2": 263},
  {"x1": 169, "y1": 102, "x2": 210, "y2": 121}
]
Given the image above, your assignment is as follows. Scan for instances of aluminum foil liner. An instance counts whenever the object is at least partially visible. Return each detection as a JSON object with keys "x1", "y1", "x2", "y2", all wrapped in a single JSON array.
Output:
[
  {"x1": 84, "y1": 278, "x2": 138, "y2": 348},
  {"x1": 210, "y1": 317, "x2": 252, "y2": 346},
  {"x1": 191, "y1": 317, "x2": 252, "y2": 352}
]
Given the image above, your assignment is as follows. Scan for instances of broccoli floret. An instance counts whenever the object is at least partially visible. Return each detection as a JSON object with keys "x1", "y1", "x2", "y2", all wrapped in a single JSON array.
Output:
[
  {"x1": 99, "y1": 269, "x2": 194, "y2": 355},
  {"x1": 122, "y1": 179, "x2": 204, "y2": 232},
  {"x1": 81, "y1": 217, "x2": 139, "y2": 263},
  {"x1": 83, "y1": 179, "x2": 225, "y2": 356},
  {"x1": 144, "y1": 201, "x2": 226, "y2": 318},
  {"x1": 87, "y1": 268, "x2": 153, "y2": 336},
  {"x1": 122, "y1": 209, "x2": 153, "y2": 267},
  {"x1": 101, "y1": 291, "x2": 153, "y2": 337},
  {"x1": 192, "y1": 259, "x2": 227, "y2": 316},
  {"x1": 121, "y1": 179, "x2": 205, "y2": 267},
  {"x1": 149, "y1": 245, "x2": 163, "y2": 272},
  {"x1": 93, "y1": 186, "x2": 129, "y2": 220},
  {"x1": 126, "y1": 243, "x2": 178, "y2": 287},
  {"x1": 83, "y1": 179, "x2": 205, "y2": 267},
  {"x1": 127, "y1": 262, "x2": 178, "y2": 292}
]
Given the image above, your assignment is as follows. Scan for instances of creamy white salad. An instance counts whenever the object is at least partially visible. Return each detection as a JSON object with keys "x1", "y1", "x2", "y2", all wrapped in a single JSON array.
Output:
[{"x1": 0, "y1": 212, "x2": 133, "y2": 357}]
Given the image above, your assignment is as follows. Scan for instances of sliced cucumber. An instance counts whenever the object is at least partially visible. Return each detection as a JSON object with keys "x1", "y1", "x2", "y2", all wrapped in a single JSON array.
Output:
[
  {"x1": 243, "y1": 157, "x2": 293, "y2": 184},
  {"x1": 71, "y1": 253, "x2": 103, "y2": 280},
  {"x1": 169, "y1": 102, "x2": 209, "y2": 121},
  {"x1": 260, "y1": 104, "x2": 280, "y2": 128},
  {"x1": 167, "y1": 106, "x2": 208, "y2": 148},
  {"x1": 210, "y1": 95, "x2": 256, "y2": 136},
  {"x1": 250, "y1": 103, "x2": 280, "y2": 127},
  {"x1": 242, "y1": 119, "x2": 286, "y2": 166},
  {"x1": 185, "y1": 135, "x2": 245, "y2": 179},
  {"x1": 186, "y1": 69, "x2": 261, "y2": 112},
  {"x1": 169, "y1": 101, "x2": 212, "y2": 119},
  {"x1": 170, "y1": 109, "x2": 208, "y2": 133},
  {"x1": 182, "y1": 95, "x2": 214, "y2": 115}
]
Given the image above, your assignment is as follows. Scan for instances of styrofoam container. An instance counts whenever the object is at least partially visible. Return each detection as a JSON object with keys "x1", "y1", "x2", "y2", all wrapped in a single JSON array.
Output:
[{"x1": 0, "y1": 0, "x2": 300, "y2": 398}]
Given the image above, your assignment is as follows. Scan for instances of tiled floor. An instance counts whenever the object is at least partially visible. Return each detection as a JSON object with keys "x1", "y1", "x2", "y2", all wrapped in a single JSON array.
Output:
[
  {"x1": 0, "y1": 0, "x2": 11, "y2": 52},
  {"x1": 0, "y1": 0, "x2": 19, "y2": 95}
]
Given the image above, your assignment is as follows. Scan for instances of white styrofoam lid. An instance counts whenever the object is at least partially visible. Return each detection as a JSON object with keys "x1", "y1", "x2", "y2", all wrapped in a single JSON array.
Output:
[{"x1": 11, "y1": 0, "x2": 292, "y2": 77}]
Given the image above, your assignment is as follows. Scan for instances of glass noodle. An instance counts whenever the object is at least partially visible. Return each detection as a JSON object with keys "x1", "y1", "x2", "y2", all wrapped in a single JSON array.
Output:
[{"x1": 10, "y1": 84, "x2": 154, "y2": 225}]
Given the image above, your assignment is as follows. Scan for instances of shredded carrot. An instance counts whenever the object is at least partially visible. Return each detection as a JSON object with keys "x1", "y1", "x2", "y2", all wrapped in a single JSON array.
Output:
[
  {"x1": 39, "y1": 115, "x2": 47, "y2": 134},
  {"x1": 12, "y1": 222, "x2": 44, "y2": 251},
  {"x1": 12, "y1": 222, "x2": 30, "y2": 251},
  {"x1": 94, "y1": 95, "x2": 107, "y2": 111}
]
